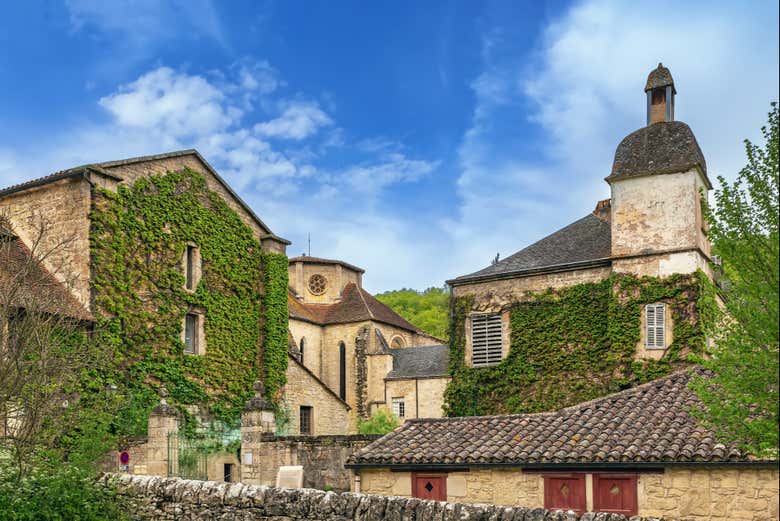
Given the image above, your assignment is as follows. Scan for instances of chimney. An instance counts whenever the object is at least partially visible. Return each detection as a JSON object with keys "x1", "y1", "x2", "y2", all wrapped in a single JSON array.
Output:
[{"x1": 645, "y1": 63, "x2": 676, "y2": 125}]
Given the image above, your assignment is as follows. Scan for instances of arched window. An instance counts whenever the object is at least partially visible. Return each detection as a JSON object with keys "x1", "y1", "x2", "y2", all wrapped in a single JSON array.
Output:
[
  {"x1": 390, "y1": 335, "x2": 405, "y2": 349},
  {"x1": 338, "y1": 342, "x2": 346, "y2": 400},
  {"x1": 299, "y1": 337, "x2": 305, "y2": 366}
]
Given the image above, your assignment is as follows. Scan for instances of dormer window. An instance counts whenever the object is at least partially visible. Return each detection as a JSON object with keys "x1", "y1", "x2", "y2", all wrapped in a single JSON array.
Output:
[
  {"x1": 183, "y1": 244, "x2": 201, "y2": 291},
  {"x1": 645, "y1": 303, "x2": 666, "y2": 349}
]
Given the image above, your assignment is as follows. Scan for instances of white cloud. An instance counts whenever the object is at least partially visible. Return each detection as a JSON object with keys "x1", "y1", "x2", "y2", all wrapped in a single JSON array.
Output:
[
  {"x1": 99, "y1": 67, "x2": 239, "y2": 138},
  {"x1": 255, "y1": 102, "x2": 333, "y2": 140}
]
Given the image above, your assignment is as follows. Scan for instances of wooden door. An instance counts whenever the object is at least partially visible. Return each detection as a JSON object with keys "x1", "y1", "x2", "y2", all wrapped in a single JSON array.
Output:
[
  {"x1": 593, "y1": 474, "x2": 638, "y2": 515},
  {"x1": 412, "y1": 473, "x2": 447, "y2": 501},
  {"x1": 543, "y1": 474, "x2": 587, "y2": 515}
]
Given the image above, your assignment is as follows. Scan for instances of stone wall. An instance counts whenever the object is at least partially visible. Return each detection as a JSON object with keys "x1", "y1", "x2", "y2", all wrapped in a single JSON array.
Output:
[
  {"x1": 282, "y1": 357, "x2": 351, "y2": 436},
  {"x1": 0, "y1": 176, "x2": 93, "y2": 308},
  {"x1": 104, "y1": 473, "x2": 692, "y2": 520},
  {"x1": 240, "y1": 435, "x2": 379, "y2": 491},
  {"x1": 359, "y1": 467, "x2": 780, "y2": 521}
]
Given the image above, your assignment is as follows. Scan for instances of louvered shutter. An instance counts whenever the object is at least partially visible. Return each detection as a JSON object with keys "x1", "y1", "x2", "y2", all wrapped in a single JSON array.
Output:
[
  {"x1": 645, "y1": 303, "x2": 666, "y2": 349},
  {"x1": 471, "y1": 313, "x2": 503, "y2": 366}
]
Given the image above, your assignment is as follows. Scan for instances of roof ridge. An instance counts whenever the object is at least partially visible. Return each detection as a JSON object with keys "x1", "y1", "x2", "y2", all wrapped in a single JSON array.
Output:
[{"x1": 355, "y1": 283, "x2": 375, "y2": 320}]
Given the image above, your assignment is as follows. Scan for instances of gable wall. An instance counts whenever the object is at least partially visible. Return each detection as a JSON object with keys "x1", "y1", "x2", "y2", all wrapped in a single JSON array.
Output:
[
  {"x1": 0, "y1": 176, "x2": 92, "y2": 308},
  {"x1": 102, "y1": 155, "x2": 271, "y2": 241},
  {"x1": 289, "y1": 261, "x2": 362, "y2": 303}
]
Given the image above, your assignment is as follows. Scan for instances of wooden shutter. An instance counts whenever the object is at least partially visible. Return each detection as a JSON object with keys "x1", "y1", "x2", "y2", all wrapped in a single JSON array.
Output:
[
  {"x1": 471, "y1": 313, "x2": 503, "y2": 366},
  {"x1": 593, "y1": 474, "x2": 638, "y2": 515},
  {"x1": 645, "y1": 303, "x2": 666, "y2": 349},
  {"x1": 543, "y1": 475, "x2": 587, "y2": 515},
  {"x1": 412, "y1": 473, "x2": 447, "y2": 501}
]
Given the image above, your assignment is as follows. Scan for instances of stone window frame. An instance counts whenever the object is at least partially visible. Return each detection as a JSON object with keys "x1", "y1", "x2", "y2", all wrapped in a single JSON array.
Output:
[
  {"x1": 390, "y1": 335, "x2": 406, "y2": 349},
  {"x1": 307, "y1": 273, "x2": 328, "y2": 296},
  {"x1": 391, "y1": 397, "x2": 405, "y2": 418},
  {"x1": 182, "y1": 242, "x2": 202, "y2": 292},
  {"x1": 299, "y1": 405, "x2": 313, "y2": 435},
  {"x1": 635, "y1": 303, "x2": 673, "y2": 360},
  {"x1": 182, "y1": 308, "x2": 206, "y2": 355},
  {"x1": 465, "y1": 310, "x2": 510, "y2": 368}
]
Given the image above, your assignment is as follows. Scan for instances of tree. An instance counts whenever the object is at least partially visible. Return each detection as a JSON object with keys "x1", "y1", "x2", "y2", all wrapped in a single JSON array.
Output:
[
  {"x1": 357, "y1": 408, "x2": 400, "y2": 435},
  {"x1": 691, "y1": 103, "x2": 779, "y2": 456},
  {"x1": 376, "y1": 286, "x2": 449, "y2": 341},
  {"x1": 0, "y1": 214, "x2": 116, "y2": 478}
]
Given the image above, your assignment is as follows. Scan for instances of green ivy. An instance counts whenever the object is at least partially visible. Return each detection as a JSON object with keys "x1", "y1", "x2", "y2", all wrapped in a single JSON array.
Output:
[
  {"x1": 90, "y1": 169, "x2": 287, "y2": 435},
  {"x1": 444, "y1": 271, "x2": 718, "y2": 416}
]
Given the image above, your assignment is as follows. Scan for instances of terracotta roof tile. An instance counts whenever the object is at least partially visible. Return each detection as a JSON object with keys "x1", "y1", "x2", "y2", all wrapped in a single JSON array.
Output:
[{"x1": 348, "y1": 369, "x2": 767, "y2": 467}]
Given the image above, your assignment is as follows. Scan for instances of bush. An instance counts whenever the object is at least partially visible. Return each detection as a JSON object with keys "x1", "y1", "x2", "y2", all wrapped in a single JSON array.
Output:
[
  {"x1": 357, "y1": 409, "x2": 400, "y2": 435},
  {"x1": 0, "y1": 461, "x2": 129, "y2": 521}
]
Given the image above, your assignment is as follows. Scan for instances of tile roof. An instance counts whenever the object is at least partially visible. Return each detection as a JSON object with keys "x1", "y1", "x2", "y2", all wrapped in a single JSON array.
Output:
[
  {"x1": 348, "y1": 369, "x2": 766, "y2": 467},
  {"x1": 0, "y1": 226, "x2": 92, "y2": 321},
  {"x1": 288, "y1": 255, "x2": 365, "y2": 273},
  {"x1": 288, "y1": 283, "x2": 432, "y2": 335},
  {"x1": 386, "y1": 345, "x2": 450, "y2": 380},
  {"x1": 450, "y1": 211, "x2": 612, "y2": 284},
  {"x1": 607, "y1": 121, "x2": 710, "y2": 187}
]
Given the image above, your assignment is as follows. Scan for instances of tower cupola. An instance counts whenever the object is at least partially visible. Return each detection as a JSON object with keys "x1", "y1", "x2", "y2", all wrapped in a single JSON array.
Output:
[{"x1": 645, "y1": 63, "x2": 676, "y2": 125}]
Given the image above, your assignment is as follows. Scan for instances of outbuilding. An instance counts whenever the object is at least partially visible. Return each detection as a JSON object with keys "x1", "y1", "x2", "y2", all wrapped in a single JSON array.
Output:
[{"x1": 347, "y1": 369, "x2": 779, "y2": 520}]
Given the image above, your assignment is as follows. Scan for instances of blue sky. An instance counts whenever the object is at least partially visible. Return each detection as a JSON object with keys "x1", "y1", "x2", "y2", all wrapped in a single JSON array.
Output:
[{"x1": 1, "y1": 1, "x2": 778, "y2": 292}]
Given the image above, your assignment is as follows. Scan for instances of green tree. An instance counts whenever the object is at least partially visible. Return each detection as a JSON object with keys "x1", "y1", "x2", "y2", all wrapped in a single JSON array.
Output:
[
  {"x1": 376, "y1": 286, "x2": 449, "y2": 341},
  {"x1": 691, "y1": 102, "x2": 779, "y2": 457},
  {"x1": 357, "y1": 409, "x2": 400, "y2": 435}
]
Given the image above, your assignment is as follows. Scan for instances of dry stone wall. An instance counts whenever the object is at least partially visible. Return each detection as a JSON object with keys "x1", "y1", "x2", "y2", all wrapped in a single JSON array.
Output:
[{"x1": 106, "y1": 473, "x2": 686, "y2": 521}]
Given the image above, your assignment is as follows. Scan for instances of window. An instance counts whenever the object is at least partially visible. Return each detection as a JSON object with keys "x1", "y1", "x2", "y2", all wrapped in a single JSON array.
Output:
[
  {"x1": 338, "y1": 342, "x2": 346, "y2": 400},
  {"x1": 308, "y1": 274, "x2": 327, "y2": 295},
  {"x1": 471, "y1": 313, "x2": 503, "y2": 366},
  {"x1": 299, "y1": 337, "x2": 305, "y2": 366},
  {"x1": 183, "y1": 244, "x2": 200, "y2": 291},
  {"x1": 390, "y1": 336, "x2": 405, "y2": 349},
  {"x1": 391, "y1": 397, "x2": 405, "y2": 418},
  {"x1": 184, "y1": 313, "x2": 199, "y2": 354},
  {"x1": 299, "y1": 406, "x2": 312, "y2": 435},
  {"x1": 645, "y1": 303, "x2": 666, "y2": 349}
]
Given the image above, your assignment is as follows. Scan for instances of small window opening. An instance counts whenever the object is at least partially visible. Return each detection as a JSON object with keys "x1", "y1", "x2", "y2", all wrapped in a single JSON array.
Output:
[
  {"x1": 185, "y1": 245, "x2": 196, "y2": 290},
  {"x1": 299, "y1": 338, "x2": 305, "y2": 366},
  {"x1": 651, "y1": 88, "x2": 666, "y2": 105},
  {"x1": 299, "y1": 406, "x2": 312, "y2": 435},
  {"x1": 471, "y1": 313, "x2": 503, "y2": 366},
  {"x1": 391, "y1": 397, "x2": 405, "y2": 418},
  {"x1": 645, "y1": 303, "x2": 666, "y2": 349},
  {"x1": 338, "y1": 342, "x2": 346, "y2": 400},
  {"x1": 223, "y1": 463, "x2": 234, "y2": 483},
  {"x1": 184, "y1": 313, "x2": 198, "y2": 354}
]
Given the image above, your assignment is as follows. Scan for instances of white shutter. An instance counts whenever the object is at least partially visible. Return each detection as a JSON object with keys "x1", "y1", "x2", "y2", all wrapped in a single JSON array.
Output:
[
  {"x1": 646, "y1": 304, "x2": 666, "y2": 349},
  {"x1": 471, "y1": 313, "x2": 503, "y2": 366}
]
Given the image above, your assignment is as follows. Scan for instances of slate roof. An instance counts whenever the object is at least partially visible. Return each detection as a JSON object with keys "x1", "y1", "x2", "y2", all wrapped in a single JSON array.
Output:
[
  {"x1": 288, "y1": 283, "x2": 437, "y2": 336},
  {"x1": 386, "y1": 345, "x2": 450, "y2": 380},
  {"x1": 288, "y1": 255, "x2": 365, "y2": 273},
  {"x1": 607, "y1": 121, "x2": 710, "y2": 187},
  {"x1": 348, "y1": 369, "x2": 770, "y2": 468},
  {"x1": 0, "y1": 225, "x2": 93, "y2": 321},
  {"x1": 450, "y1": 212, "x2": 611, "y2": 284},
  {"x1": 645, "y1": 63, "x2": 675, "y2": 93}
]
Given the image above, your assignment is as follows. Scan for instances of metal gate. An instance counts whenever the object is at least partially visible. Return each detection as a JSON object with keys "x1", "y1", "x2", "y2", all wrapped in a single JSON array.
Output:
[{"x1": 167, "y1": 432, "x2": 208, "y2": 480}]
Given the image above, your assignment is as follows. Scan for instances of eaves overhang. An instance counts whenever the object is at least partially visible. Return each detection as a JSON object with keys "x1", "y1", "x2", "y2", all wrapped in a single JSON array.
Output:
[{"x1": 446, "y1": 258, "x2": 612, "y2": 287}]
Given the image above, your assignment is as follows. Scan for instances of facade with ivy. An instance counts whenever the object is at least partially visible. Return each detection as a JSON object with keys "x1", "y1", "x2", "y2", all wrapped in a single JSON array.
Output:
[{"x1": 0, "y1": 149, "x2": 351, "y2": 481}]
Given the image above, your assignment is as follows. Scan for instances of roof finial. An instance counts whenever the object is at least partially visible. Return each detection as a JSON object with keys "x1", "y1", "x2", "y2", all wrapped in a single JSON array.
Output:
[{"x1": 645, "y1": 63, "x2": 675, "y2": 125}]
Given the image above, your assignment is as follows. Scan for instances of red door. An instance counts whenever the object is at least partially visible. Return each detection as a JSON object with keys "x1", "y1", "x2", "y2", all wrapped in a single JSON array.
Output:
[
  {"x1": 412, "y1": 473, "x2": 447, "y2": 501},
  {"x1": 543, "y1": 474, "x2": 587, "y2": 515},
  {"x1": 593, "y1": 474, "x2": 638, "y2": 515}
]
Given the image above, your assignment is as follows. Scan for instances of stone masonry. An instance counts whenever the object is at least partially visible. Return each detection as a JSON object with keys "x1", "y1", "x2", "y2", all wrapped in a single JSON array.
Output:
[{"x1": 103, "y1": 473, "x2": 692, "y2": 521}]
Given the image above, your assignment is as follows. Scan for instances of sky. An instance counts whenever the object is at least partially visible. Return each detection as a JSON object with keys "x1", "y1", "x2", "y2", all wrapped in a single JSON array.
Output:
[{"x1": 0, "y1": 0, "x2": 778, "y2": 293}]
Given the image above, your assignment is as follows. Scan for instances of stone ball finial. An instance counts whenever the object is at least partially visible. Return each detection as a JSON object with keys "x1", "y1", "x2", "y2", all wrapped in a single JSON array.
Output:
[
  {"x1": 253, "y1": 381, "x2": 265, "y2": 396},
  {"x1": 151, "y1": 386, "x2": 178, "y2": 417},
  {"x1": 244, "y1": 381, "x2": 272, "y2": 412}
]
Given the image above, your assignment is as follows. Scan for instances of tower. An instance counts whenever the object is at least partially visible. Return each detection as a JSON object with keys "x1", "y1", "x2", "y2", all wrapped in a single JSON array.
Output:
[{"x1": 607, "y1": 64, "x2": 713, "y2": 278}]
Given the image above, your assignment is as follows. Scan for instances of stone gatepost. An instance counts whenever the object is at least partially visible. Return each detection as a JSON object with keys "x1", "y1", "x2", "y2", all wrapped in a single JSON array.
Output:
[
  {"x1": 146, "y1": 390, "x2": 179, "y2": 477},
  {"x1": 240, "y1": 381, "x2": 275, "y2": 484}
]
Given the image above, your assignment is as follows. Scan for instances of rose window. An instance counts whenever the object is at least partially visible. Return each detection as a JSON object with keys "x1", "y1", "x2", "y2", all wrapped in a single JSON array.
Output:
[{"x1": 308, "y1": 274, "x2": 327, "y2": 295}]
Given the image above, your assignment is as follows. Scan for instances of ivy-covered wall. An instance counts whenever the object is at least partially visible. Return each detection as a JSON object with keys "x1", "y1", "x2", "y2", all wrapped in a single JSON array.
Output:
[
  {"x1": 90, "y1": 169, "x2": 288, "y2": 435},
  {"x1": 444, "y1": 272, "x2": 718, "y2": 416}
]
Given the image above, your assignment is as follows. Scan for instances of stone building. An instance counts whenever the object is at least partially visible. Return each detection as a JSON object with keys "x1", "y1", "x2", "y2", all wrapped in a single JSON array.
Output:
[
  {"x1": 350, "y1": 64, "x2": 779, "y2": 518},
  {"x1": 0, "y1": 150, "x2": 350, "y2": 480},
  {"x1": 287, "y1": 255, "x2": 449, "y2": 430},
  {"x1": 349, "y1": 369, "x2": 779, "y2": 520}
]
